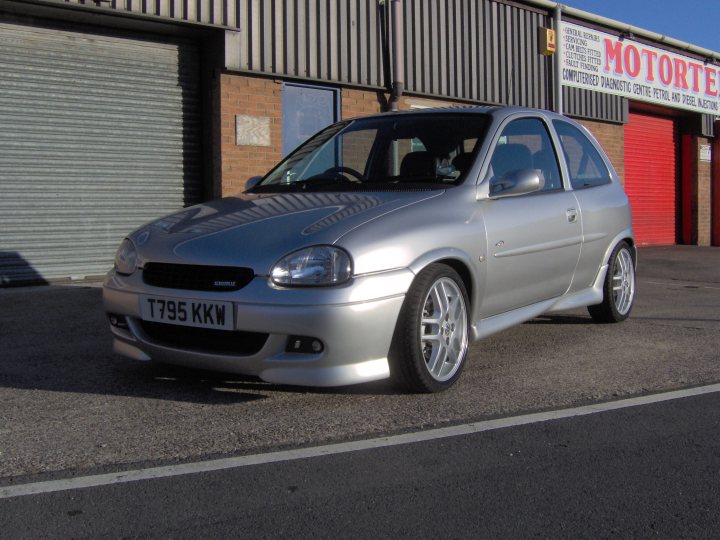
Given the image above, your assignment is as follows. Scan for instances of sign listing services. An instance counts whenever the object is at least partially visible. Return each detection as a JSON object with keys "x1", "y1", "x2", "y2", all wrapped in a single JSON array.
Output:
[{"x1": 560, "y1": 21, "x2": 720, "y2": 115}]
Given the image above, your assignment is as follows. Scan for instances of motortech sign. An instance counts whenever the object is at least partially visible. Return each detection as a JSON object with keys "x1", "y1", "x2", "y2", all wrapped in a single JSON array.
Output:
[{"x1": 561, "y1": 21, "x2": 720, "y2": 115}]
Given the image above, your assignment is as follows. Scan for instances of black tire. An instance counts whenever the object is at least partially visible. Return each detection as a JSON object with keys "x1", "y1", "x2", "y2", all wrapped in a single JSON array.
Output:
[
  {"x1": 389, "y1": 263, "x2": 470, "y2": 393},
  {"x1": 588, "y1": 241, "x2": 636, "y2": 323}
]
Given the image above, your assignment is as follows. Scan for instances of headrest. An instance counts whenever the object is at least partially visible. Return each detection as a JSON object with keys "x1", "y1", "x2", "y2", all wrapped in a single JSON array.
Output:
[
  {"x1": 451, "y1": 152, "x2": 474, "y2": 173},
  {"x1": 490, "y1": 144, "x2": 532, "y2": 178},
  {"x1": 400, "y1": 151, "x2": 437, "y2": 178}
]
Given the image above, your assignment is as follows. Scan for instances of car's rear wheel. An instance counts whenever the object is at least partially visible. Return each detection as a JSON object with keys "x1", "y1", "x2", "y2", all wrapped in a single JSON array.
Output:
[
  {"x1": 390, "y1": 263, "x2": 469, "y2": 393},
  {"x1": 588, "y1": 241, "x2": 636, "y2": 323}
]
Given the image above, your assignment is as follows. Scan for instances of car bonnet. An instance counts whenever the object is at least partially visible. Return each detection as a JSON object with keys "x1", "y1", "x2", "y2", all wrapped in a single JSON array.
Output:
[{"x1": 129, "y1": 190, "x2": 443, "y2": 273}]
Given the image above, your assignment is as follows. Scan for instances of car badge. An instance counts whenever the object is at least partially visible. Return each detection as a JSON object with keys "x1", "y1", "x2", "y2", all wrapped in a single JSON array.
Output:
[{"x1": 213, "y1": 280, "x2": 237, "y2": 288}]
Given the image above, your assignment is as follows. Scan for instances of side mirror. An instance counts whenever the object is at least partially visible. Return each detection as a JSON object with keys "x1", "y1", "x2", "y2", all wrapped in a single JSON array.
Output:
[
  {"x1": 490, "y1": 169, "x2": 544, "y2": 198},
  {"x1": 245, "y1": 176, "x2": 263, "y2": 190}
]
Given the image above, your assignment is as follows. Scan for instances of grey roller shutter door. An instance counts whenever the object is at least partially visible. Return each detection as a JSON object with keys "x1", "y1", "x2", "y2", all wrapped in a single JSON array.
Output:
[{"x1": 0, "y1": 22, "x2": 201, "y2": 285}]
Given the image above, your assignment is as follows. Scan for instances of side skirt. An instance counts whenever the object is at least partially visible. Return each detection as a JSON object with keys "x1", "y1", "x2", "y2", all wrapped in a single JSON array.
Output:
[{"x1": 470, "y1": 264, "x2": 608, "y2": 341}]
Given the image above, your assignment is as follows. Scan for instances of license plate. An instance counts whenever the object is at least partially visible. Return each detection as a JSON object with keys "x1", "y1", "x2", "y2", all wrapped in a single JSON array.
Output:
[{"x1": 139, "y1": 296, "x2": 234, "y2": 330}]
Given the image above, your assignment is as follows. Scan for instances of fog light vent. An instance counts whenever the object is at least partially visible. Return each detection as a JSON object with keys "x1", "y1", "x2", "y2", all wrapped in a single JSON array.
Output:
[
  {"x1": 108, "y1": 313, "x2": 129, "y2": 329},
  {"x1": 286, "y1": 336, "x2": 324, "y2": 354}
]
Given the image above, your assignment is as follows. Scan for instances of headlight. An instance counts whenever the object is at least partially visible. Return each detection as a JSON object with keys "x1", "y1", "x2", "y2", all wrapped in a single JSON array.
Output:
[
  {"x1": 271, "y1": 246, "x2": 352, "y2": 286},
  {"x1": 114, "y1": 238, "x2": 137, "y2": 275}
]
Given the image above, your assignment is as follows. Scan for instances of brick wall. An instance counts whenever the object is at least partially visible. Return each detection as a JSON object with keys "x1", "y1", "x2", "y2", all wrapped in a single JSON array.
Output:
[
  {"x1": 217, "y1": 76, "x2": 468, "y2": 195},
  {"x1": 341, "y1": 88, "x2": 385, "y2": 119},
  {"x1": 219, "y1": 79, "x2": 391, "y2": 195},
  {"x1": 697, "y1": 136, "x2": 712, "y2": 246},
  {"x1": 341, "y1": 90, "x2": 466, "y2": 119},
  {"x1": 219, "y1": 74, "x2": 283, "y2": 195},
  {"x1": 576, "y1": 118, "x2": 625, "y2": 185}
]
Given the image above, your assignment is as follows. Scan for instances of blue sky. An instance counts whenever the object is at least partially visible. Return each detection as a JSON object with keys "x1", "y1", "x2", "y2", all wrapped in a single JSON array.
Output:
[{"x1": 563, "y1": 1, "x2": 720, "y2": 53}]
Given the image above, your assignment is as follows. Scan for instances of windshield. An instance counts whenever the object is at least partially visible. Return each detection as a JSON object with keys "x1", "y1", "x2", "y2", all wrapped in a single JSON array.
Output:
[{"x1": 251, "y1": 113, "x2": 488, "y2": 192}]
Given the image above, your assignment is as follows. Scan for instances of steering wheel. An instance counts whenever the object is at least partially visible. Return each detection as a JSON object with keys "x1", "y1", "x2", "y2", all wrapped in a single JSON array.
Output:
[{"x1": 323, "y1": 166, "x2": 364, "y2": 182}]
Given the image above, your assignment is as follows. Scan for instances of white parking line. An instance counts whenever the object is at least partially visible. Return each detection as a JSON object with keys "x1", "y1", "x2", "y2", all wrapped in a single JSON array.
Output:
[{"x1": 3, "y1": 383, "x2": 720, "y2": 500}]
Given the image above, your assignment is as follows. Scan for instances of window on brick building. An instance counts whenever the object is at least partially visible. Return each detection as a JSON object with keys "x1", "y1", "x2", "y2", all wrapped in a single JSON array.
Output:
[{"x1": 282, "y1": 83, "x2": 340, "y2": 157}]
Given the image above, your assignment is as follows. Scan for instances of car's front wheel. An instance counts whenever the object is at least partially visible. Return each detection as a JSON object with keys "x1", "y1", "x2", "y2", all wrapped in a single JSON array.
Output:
[
  {"x1": 389, "y1": 263, "x2": 470, "y2": 393},
  {"x1": 588, "y1": 241, "x2": 636, "y2": 323}
]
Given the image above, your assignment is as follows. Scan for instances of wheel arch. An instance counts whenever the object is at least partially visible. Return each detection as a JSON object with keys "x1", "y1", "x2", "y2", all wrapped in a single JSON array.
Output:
[
  {"x1": 624, "y1": 237, "x2": 638, "y2": 269},
  {"x1": 587, "y1": 233, "x2": 637, "y2": 323},
  {"x1": 601, "y1": 229, "x2": 636, "y2": 268},
  {"x1": 407, "y1": 249, "x2": 476, "y2": 310},
  {"x1": 435, "y1": 258, "x2": 474, "y2": 305}
]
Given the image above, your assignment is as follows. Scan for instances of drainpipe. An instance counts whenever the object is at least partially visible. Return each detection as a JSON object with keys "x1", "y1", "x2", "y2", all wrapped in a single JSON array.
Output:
[
  {"x1": 554, "y1": 5, "x2": 563, "y2": 114},
  {"x1": 388, "y1": 0, "x2": 404, "y2": 112}
]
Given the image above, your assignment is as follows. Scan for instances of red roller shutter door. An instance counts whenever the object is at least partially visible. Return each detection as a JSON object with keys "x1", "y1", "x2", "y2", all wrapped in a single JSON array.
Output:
[{"x1": 624, "y1": 113, "x2": 678, "y2": 246}]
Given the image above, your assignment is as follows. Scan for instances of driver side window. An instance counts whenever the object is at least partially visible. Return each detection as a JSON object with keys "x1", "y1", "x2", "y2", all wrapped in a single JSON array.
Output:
[{"x1": 486, "y1": 118, "x2": 562, "y2": 193}]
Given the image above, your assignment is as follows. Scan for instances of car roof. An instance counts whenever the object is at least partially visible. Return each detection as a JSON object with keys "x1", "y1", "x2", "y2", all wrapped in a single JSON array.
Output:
[{"x1": 346, "y1": 105, "x2": 569, "y2": 123}]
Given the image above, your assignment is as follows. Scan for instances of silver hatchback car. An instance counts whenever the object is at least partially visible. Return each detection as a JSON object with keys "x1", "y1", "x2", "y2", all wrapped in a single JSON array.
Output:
[{"x1": 104, "y1": 107, "x2": 635, "y2": 393}]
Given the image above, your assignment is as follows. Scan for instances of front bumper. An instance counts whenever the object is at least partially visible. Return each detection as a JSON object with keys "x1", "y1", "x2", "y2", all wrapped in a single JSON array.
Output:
[{"x1": 103, "y1": 269, "x2": 413, "y2": 387}]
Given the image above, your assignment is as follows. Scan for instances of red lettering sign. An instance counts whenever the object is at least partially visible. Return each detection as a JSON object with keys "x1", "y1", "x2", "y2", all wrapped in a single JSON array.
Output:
[
  {"x1": 605, "y1": 39, "x2": 624, "y2": 75},
  {"x1": 674, "y1": 58, "x2": 689, "y2": 90},
  {"x1": 624, "y1": 44, "x2": 641, "y2": 78},
  {"x1": 642, "y1": 49, "x2": 658, "y2": 82},
  {"x1": 659, "y1": 55, "x2": 673, "y2": 85},
  {"x1": 688, "y1": 62, "x2": 703, "y2": 93},
  {"x1": 706, "y1": 68, "x2": 718, "y2": 97},
  {"x1": 571, "y1": 22, "x2": 720, "y2": 115}
]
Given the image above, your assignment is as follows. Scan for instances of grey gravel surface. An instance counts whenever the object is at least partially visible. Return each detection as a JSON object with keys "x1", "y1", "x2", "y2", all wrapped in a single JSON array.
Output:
[{"x1": 1, "y1": 246, "x2": 718, "y2": 480}]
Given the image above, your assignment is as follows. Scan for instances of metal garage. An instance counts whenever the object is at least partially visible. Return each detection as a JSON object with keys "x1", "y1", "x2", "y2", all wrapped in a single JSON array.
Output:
[
  {"x1": 0, "y1": 21, "x2": 202, "y2": 285},
  {"x1": 624, "y1": 112, "x2": 679, "y2": 246}
]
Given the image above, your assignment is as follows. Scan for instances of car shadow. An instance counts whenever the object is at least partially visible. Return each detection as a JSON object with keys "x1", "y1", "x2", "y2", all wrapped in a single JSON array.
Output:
[
  {"x1": 191, "y1": 373, "x2": 398, "y2": 396},
  {"x1": 526, "y1": 314, "x2": 594, "y2": 325},
  {"x1": 0, "y1": 284, "x2": 397, "y2": 403},
  {"x1": 0, "y1": 285, "x2": 271, "y2": 404},
  {"x1": 3, "y1": 285, "x2": 607, "y2": 402}
]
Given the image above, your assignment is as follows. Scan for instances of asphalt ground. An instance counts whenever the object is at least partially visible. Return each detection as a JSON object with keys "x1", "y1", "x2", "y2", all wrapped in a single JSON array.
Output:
[
  {"x1": 1, "y1": 246, "x2": 719, "y2": 482},
  {"x1": 3, "y1": 390, "x2": 720, "y2": 538}
]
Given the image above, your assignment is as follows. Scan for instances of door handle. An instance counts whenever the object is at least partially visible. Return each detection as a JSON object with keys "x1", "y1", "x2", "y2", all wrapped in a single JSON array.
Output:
[{"x1": 566, "y1": 208, "x2": 578, "y2": 223}]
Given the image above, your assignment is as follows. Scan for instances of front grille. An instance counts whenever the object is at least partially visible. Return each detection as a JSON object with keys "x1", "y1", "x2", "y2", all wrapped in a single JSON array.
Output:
[
  {"x1": 139, "y1": 321, "x2": 268, "y2": 355},
  {"x1": 143, "y1": 263, "x2": 254, "y2": 291}
]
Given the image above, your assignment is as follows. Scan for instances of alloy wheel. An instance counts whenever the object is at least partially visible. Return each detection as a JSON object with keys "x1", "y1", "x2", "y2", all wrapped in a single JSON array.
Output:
[
  {"x1": 420, "y1": 277, "x2": 469, "y2": 382},
  {"x1": 612, "y1": 248, "x2": 635, "y2": 316}
]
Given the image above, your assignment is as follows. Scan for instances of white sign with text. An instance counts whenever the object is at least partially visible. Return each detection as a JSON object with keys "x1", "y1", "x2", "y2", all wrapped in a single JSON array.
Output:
[{"x1": 560, "y1": 21, "x2": 720, "y2": 116}]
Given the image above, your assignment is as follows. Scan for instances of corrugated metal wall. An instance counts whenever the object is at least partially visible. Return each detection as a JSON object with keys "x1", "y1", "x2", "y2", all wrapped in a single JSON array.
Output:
[
  {"x1": 0, "y1": 22, "x2": 202, "y2": 284},
  {"x1": 43, "y1": 0, "x2": 716, "y2": 127},
  {"x1": 230, "y1": 0, "x2": 554, "y2": 109},
  {"x1": 702, "y1": 114, "x2": 717, "y2": 138},
  {"x1": 35, "y1": 0, "x2": 653, "y2": 125},
  {"x1": 564, "y1": 87, "x2": 628, "y2": 124},
  {"x1": 63, "y1": 0, "x2": 240, "y2": 28},
  {"x1": 235, "y1": 0, "x2": 386, "y2": 88},
  {"x1": 403, "y1": 0, "x2": 551, "y2": 108},
  {"x1": 624, "y1": 112, "x2": 679, "y2": 246},
  {"x1": 61, "y1": 0, "x2": 387, "y2": 88}
]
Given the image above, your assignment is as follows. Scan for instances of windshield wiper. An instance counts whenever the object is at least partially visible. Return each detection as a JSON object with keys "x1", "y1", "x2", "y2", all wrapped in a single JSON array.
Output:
[
  {"x1": 294, "y1": 175, "x2": 363, "y2": 191},
  {"x1": 249, "y1": 175, "x2": 361, "y2": 193},
  {"x1": 392, "y1": 174, "x2": 459, "y2": 184}
]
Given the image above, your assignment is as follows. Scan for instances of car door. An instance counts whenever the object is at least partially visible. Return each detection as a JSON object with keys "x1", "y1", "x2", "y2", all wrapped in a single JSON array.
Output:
[
  {"x1": 552, "y1": 119, "x2": 626, "y2": 292},
  {"x1": 478, "y1": 116, "x2": 582, "y2": 318}
]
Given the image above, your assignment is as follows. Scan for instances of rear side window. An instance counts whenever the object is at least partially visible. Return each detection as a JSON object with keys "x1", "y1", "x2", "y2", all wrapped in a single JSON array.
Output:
[{"x1": 553, "y1": 121, "x2": 612, "y2": 190}]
